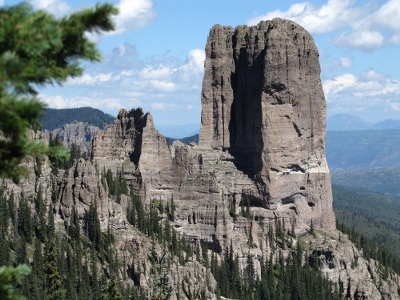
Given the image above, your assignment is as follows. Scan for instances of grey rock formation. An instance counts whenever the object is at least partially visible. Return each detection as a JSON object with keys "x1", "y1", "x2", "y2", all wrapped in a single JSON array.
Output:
[
  {"x1": 199, "y1": 19, "x2": 335, "y2": 231},
  {"x1": 89, "y1": 18, "x2": 400, "y2": 298},
  {"x1": 49, "y1": 121, "x2": 99, "y2": 154},
  {"x1": 92, "y1": 19, "x2": 334, "y2": 252},
  {"x1": 4, "y1": 18, "x2": 400, "y2": 299}
]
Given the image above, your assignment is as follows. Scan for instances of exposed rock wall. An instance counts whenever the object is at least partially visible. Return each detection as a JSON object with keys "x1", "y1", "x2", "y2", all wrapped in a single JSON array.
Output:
[
  {"x1": 5, "y1": 18, "x2": 400, "y2": 299},
  {"x1": 90, "y1": 20, "x2": 336, "y2": 262},
  {"x1": 50, "y1": 122, "x2": 99, "y2": 154},
  {"x1": 199, "y1": 18, "x2": 334, "y2": 231}
]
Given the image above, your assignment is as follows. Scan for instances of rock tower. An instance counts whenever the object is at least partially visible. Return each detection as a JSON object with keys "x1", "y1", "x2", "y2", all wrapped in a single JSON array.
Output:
[{"x1": 91, "y1": 19, "x2": 335, "y2": 253}]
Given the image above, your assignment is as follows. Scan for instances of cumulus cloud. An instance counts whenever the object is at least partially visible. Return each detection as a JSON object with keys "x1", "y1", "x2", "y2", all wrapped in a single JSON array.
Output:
[
  {"x1": 323, "y1": 71, "x2": 400, "y2": 117},
  {"x1": 68, "y1": 73, "x2": 116, "y2": 85},
  {"x1": 323, "y1": 74, "x2": 357, "y2": 96},
  {"x1": 249, "y1": 0, "x2": 400, "y2": 52},
  {"x1": 44, "y1": 46, "x2": 205, "y2": 124},
  {"x1": 39, "y1": 94, "x2": 126, "y2": 111},
  {"x1": 113, "y1": 0, "x2": 155, "y2": 34},
  {"x1": 29, "y1": 0, "x2": 155, "y2": 34},
  {"x1": 29, "y1": 0, "x2": 70, "y2": 17},
  {"x1": 373, "y1": 0, "x2": 400, "y2": 30},
  {"x1": 248, "y1": 0, "x2": 357, "y2": 34},
  {"x1": 334, "y1": 30, "x2": 384, "y2": 52}
]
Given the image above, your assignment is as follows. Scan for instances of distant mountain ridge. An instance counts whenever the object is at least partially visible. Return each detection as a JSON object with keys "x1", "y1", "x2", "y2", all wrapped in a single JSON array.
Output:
[
  {"x1": 328, "y1": 114, "x2": 400, "y2": 131},
  {"x1": 41, "y1": 107, "x2": 115, "y2": 130},
  {"x1": 327, "y1": 129, "x2": 400, "y2": 170}
]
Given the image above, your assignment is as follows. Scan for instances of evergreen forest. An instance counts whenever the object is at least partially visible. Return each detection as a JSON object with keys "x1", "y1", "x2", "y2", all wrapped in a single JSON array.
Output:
[{"x1": 41, "y1": 107, "x2": 116, "y2": 131}]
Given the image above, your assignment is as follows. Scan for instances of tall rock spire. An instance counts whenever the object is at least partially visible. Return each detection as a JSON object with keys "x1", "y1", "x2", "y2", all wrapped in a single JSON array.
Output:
[{"x1": 199, "y1": 18, "x2": 335, "y2": 230}]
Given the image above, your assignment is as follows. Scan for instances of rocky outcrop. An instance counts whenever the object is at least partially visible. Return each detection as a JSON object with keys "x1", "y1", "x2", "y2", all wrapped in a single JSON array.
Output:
[
  {"x1": 92, "y1": 19, "x2": 334, "y2": 251},
  {"x1": 4, "y1": 18, "x2": 400, "y2": 299},
  {"x1": 199, "y1": 19, "x2": 334, "y2": 231},
  {"x1": 88, "y1": 18, "x2": 400, "y2": 298},
  {"x1": 308, "y1": 231, "x2": 400, "y2": 299},
  {"x1": 50, "y1": 122, "x2": 99, "y2": 154}
]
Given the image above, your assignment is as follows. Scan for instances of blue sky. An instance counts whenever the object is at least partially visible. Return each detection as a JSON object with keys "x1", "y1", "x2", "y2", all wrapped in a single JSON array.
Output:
[{"x1": 2, "y1": 0, "x2": 400, "y2": 127}]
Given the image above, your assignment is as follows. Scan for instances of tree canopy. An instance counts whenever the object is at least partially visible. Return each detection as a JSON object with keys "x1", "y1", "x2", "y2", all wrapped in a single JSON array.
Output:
[{"x1": 0, "y1": 2, "x2": 118, "y2": 180}]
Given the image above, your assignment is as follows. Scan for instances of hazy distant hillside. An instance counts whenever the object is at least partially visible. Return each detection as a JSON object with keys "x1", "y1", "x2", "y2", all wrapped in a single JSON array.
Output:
[
  {"x1": 327, "y1": 114, "x2": 372, "y2": 131},
  {"x1": 374, "y1": 119, "x2": 400, "y2": 129},
  {"x1": 41, "y1": 107, "x2": 115, "y2": 130},
  {"x1": 327, "y1": 129, "x2": 400, "y2": 170},
  {"x1": 328, "y1": 114, "x2": 400, "y2": 131},
  {"x1": 156, "y1": 123, "x2": 199, "y2": 139},
  {"x1": 166, "y1": 133, "x2": 199, "y2": 145},
  {"x1": 332, "y1": 167, "x2": 400, "y2": 198},
  {"x1": 333, "y1": 184, "x2": 400, "y2": 259}
]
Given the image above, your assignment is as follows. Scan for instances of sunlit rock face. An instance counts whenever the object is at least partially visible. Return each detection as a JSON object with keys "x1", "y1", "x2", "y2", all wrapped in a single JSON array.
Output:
[
  {"x1": 199, "y1": 18, "x2": 335, "y2": 231},
  {"x1": 91, "y1": 19, "x2": 335, "y2": 255}
]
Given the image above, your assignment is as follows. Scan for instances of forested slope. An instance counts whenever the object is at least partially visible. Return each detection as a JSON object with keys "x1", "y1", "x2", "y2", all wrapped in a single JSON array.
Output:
[
  {"x1": 333, "y1": 184, "x2": 400, "y2": 262},
  {"x1": 41, "y1": 107, "x2": 115, "y2": 130}
]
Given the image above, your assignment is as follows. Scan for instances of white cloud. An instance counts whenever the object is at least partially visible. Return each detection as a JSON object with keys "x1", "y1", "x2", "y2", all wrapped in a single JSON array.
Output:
[
  {"x1": 29, "y1": 0, "x2": 70, "y2": 17},
  {"x1": 323, "y1": 74, "x2": 357, "y2": 97},
  {"x1": 323, "y1": 71, "x2": 400, "y2": 117},
  {"x1": 139, "y1": 65, "x2": 176, "y2": 80},
  {"x1": 334, "y1": 30, "x2": 384, "y2": 52},
  {"x1": 249, "y1": 0, "x2": 400, "y2": 52},
  {"x1": 42, "y1": 47, "x2": 205, "y2": 123},
  {"x1": 248, "y1": 0, "x2": 357, "y2": 34},
  {"x1": 150, "y1": 80, "x2": 176, "y2": 92},
  {"x1": 389, "y1": 102, "x2": 400, "y2": 111},
  {"x1": 0, "y1": 0, "x2": 4, "y2": 6},
  {"x1": 373, "y1": 0, "x2": 400, "y2": 30},
  {"x1": 68, "y1": 73, "x2": 116, "y2": 85},
  {"x1": 39, "y1": 94, "x2": 127, "y2": 111},
  {"x1": 113, "y1": 0, "x2": 155, "y2": 34}
]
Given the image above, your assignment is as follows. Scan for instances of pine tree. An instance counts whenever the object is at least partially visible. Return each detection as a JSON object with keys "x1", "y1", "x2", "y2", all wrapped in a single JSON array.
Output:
[
  {"x1": 0, "y1": 3, "x2": 118, "y2": 181},
  {"x1": 44, "y1": 240, "x2": 66, "y2": 300},
  {"x1": 99, "y1": 277, "x2": 124, "y2": 300},
  {"x1": 17, "y1": 193, "x2": 32, "y2": 243},
  {"x1": 15, "y1": 236, "x2": 27, "y2": 265},
  {"x1": 34, "y1": 185, "x2": 47, "y2": 242},
  {"x1": 30, "y1": 239, "x2": 45, "y2": 300},
  {"x1": 87, "y1": 200, "x2": 101, "y2": 248},
  {"x1": 90, "y1": 247, "x2": 100, "y2": 300},
  {"x1": 47, "y1": 204, "x2": 55, "y2": 243},
  {"x1": 0, "y1": 264, "x2": 31, "y2": 300}
]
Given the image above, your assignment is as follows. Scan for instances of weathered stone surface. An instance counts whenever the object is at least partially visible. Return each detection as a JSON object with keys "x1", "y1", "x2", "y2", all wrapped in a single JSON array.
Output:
[
  {"x1": 90, "y1": 19, "x2": 335, "y2": 250},
  {"x1": 91, "y1": 108, "x2": 146, "y2": 167},
  {"x1": 55, "y1": 159, "x2": 128, "y2": 230},
  {"x1": 88, "y1": 18, "x2": 399, "y2": 298},
  {"x1": 199, "y1": 18, "x2": 335, "y2": 231},
  {"x1": 4, "y1": 17, "x2": 400, "y2": 300},
  {"x1": 50, "y1": 121, "x2": 99, "y2": 154},
  {"x1": 308, "y1": 231, "x2": 400, "y2": 300}
]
